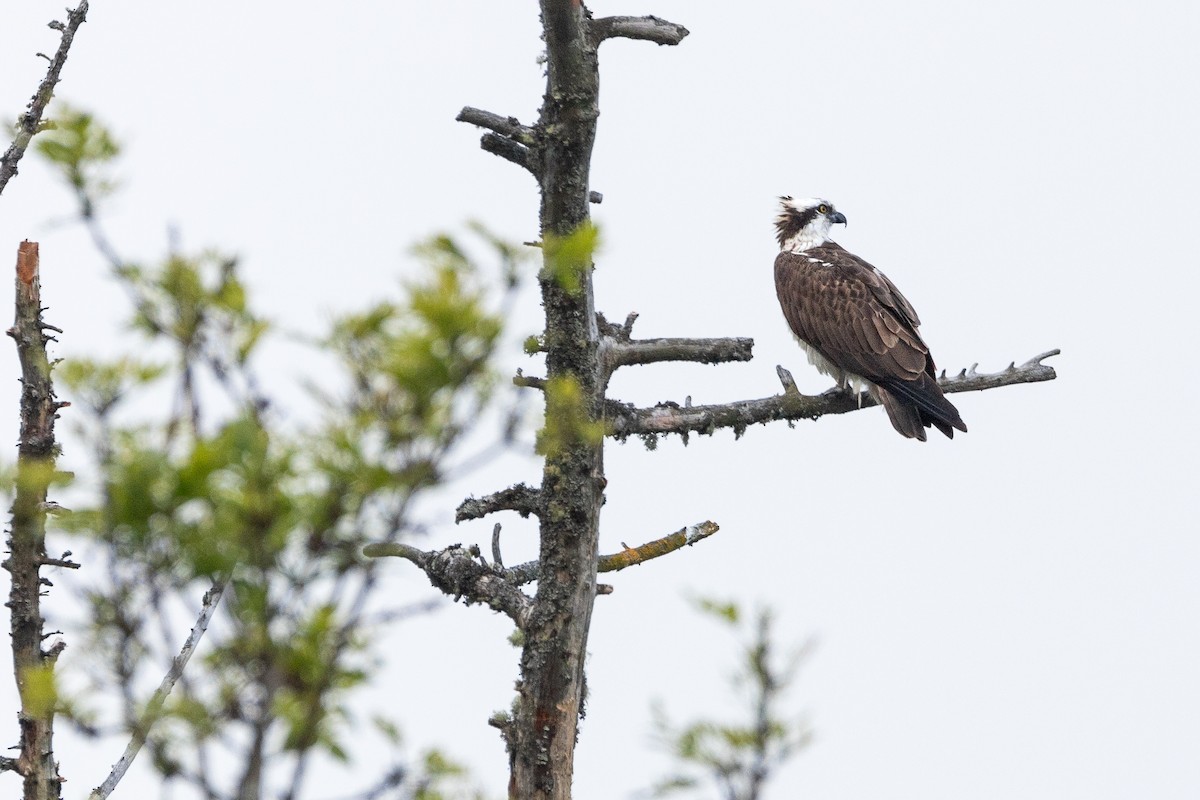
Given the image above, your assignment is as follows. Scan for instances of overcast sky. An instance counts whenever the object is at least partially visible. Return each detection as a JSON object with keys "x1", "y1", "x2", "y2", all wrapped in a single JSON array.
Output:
[{"x1": 1, "y1": 2, "x2": 1198, "y2": 798}]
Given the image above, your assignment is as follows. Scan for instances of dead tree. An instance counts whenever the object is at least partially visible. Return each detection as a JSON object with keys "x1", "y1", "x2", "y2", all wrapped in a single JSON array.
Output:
[
  {"x1": 5, "y1": 242, "x2": 79, "y2": 800},
  {"x1": 367, "y1": 3, "x2": 1058, "y2": 798},
  {"x1": 1, "y1": 7, "x2": 89, "y2": 800}
]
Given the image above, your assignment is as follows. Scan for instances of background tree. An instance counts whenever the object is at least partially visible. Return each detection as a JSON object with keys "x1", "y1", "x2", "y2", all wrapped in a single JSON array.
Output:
[
  {"x1": 651, "y1": 599, "x2": 813, "y2": 800},
  {"x1": 3, "y1": 25, "x2": 511, "y2": 792}
]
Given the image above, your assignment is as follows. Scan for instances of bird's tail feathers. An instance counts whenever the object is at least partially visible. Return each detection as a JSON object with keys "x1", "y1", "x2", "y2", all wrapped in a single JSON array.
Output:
[{"x1": 875, "y1": 374, "x2": 967, "y2": 441}]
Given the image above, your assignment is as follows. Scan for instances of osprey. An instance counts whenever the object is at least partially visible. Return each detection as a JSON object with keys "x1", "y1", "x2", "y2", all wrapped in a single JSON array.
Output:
[{"x1": 773, "y1": 196, "x2": 967, "y2": 441}]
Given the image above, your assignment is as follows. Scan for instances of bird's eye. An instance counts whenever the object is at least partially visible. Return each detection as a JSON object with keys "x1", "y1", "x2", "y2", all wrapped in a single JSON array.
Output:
[{"x1": 817, "y1": 204, "x2": 829, "y2": 214}]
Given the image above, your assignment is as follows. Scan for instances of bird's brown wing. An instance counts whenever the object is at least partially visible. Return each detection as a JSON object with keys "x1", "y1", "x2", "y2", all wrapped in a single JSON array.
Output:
[{"x1": 774, "y1": 243, "x2": 966, "y2": 438}]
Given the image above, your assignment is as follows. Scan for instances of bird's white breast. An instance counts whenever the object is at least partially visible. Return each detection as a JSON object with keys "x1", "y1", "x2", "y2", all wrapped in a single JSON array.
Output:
[{"x1": 793, "y1": 334, "x2": 871, "y2": 397}]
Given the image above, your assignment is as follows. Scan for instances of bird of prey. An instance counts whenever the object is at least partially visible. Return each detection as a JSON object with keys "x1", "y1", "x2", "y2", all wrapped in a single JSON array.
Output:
[{"x1": 773, "y1": 196, "x2": 967, "y2": 441}]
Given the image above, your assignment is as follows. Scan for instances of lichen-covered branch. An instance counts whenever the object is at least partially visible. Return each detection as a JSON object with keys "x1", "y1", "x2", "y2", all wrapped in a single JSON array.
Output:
[
  {"x1": 589, "y1": 15, "x2": 690, "y2": 46},
  {"x1": 594, "y1": 311, "x2": 753, "y2": 387},
  {"x1": 0, "y1": 2, "x2": 89, "y2": 197},
  {"x1": 456, "y1": 483, "x2": 542, "y2": 523},
  {"x1": 367, "y1": 521, "x2": 718, "y2": 597},
  {"x1": 599, "y1": 521, "x2": 718, "y2": 572},
  {"x1": 88, "y1": 578, "x2": 228, "y2": 800},
  {"x1": 362, "y1": 542, "x2": 533, "y2": 629},
  {"x1": 607, "y1": 350, "x2": 1060, "y2": 440},
  {"x1": 504, "y1": 520, "x2": 719, "y2": 586},
  {"x1": 601, "y1": 335, "x2": 754, "y2": 373},
  {"x1": 457, "y1": 107, "x2": 536, "y2": 146},
  {"x1": 5, "y1": 241, "x2": 75, "y2": 800}
]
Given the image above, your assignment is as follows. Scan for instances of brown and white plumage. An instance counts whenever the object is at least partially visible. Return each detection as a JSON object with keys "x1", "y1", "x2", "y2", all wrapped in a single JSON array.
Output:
[{"x1": 773, "y1": 196, "x2": 966, "y2": 441}]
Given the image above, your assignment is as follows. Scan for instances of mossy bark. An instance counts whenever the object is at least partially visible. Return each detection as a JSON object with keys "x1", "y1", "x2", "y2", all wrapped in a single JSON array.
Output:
[{"x1": 508, "y1": 3, "x2": 605, "y2": 798}]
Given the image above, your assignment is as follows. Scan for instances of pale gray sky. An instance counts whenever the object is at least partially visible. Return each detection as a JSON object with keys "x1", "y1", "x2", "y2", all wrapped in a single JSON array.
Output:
[{"x1": 1, "y1": 2, "x2": 1197, "y2": 798}]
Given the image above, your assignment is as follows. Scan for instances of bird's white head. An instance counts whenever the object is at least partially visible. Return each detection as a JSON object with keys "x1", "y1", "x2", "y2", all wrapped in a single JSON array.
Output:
[{"x1": 774, "y1": 196, "x2": 847, "y2": 253}]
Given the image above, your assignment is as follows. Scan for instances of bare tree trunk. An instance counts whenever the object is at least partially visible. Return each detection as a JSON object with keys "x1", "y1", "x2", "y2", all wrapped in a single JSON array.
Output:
[
  {"x1": 508, "y1": 3, "x2": 604, "y2": 797},
  {"x1": 5, "y1": 242, "x2": 75, "y2": 800}
]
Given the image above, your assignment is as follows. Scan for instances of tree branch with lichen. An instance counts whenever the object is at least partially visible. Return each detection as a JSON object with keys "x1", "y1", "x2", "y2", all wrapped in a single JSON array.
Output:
[
  {"x1": 606, "y1": 350, "x2": 1060, "y2": 441},
  {"x1": 602, "y1": 334, "x2": 754, "y2": 374},
  {"x1": 589, "y1": 15, "x2": 690, "y2": 46},
  {"x1": 456, "y1": 483, "x2": 542, "y2": 523},
  {"x1": 363, "y1": 542, "x2": 534, "y2": 629},
  {"x1": 365, "y1": 520, "x2": 719, "y2": 598},
  {"x1": 0, "y1": 2, "x2": 90, "y2": 197}
]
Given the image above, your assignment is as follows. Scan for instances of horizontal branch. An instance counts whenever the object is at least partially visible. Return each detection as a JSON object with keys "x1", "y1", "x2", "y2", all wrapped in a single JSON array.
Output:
[
  {"x1": 456, "y1": 106, "x2": 536, "y2": 146},
  {"x1": 606, "y1": 349, "x2": 1060, "y2": 440},
  {"x1": 600, "y1": 521, "x2": 719, "y2": 573},
  {"x1": 0, "y1": 2, "x2": 89, "y2": 197},
  {"x1": 362, "y1": 542, "x2": 534, "y2": 628},
  {"x1": 590, "y1": 15, "x2": 690, "y2": 46},
  {"x1": 366, "y1": 521, "x2": 718, "y2": 605},
  {"x1": 456, "y1": 483, "x2": 542, "y2": 523},
  {"x1": 596, "y1": 311, "x2": 753, "y2": 377},
  {"x1": 602, "y1": 335, "x2": 754, "y2": 372},
  {"x1": 938, "y1": 349, "x2": 1060, "y2": 391},
  {"x1": 504, "y1": 520, "x2": 719, "y2": 586}
]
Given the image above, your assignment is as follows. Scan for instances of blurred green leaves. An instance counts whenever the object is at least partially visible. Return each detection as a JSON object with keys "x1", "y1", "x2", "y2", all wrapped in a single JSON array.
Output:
[
  {"x1": 542, "y1": 221, "x2": 599, "y2": 296},
  {"x1": 120, "y1": 251, "x2": 267, "y2": 369},
  {"x1": 651, "y1": 599, "x2": 813, "y2": 800},
  {"x1": 62, "y1": 415, "x2": 295, "y2": 581},
  {"x1": 328, "y1": 232, "x2": 504, "y2": 454},
  {"x1": 535, "y1": 375, "x2": 607, "y2": 457},
  {"x1": 57, "y1": 358, "x2": 165, "y2": 417},
  {"x1": 34, "y1": 103, "x2": 120, "y2": 211},
  {"x1": 35, "y1": 107, "x2": 520, "y2": 797}
]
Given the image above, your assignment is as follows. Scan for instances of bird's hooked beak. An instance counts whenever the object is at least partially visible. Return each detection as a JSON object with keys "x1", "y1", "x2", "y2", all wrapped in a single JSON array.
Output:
[{"x1": 830, "y1": 210, "x2": 848, "y2": 226}]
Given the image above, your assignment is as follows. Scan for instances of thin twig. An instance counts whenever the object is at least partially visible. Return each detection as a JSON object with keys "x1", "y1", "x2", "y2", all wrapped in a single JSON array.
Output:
[
  {"x1": 492, "y1": 523, "x2": 504, "y2": 569},
  {"x1": 776, "y1": 365, "x2": 799, "y2": 394},
  {"x1": 88, "y1": 577, "x2": 229, "y2": 800},
  {"x1": 0, "y1": 2, "x2": 90, "y2": 197}
]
